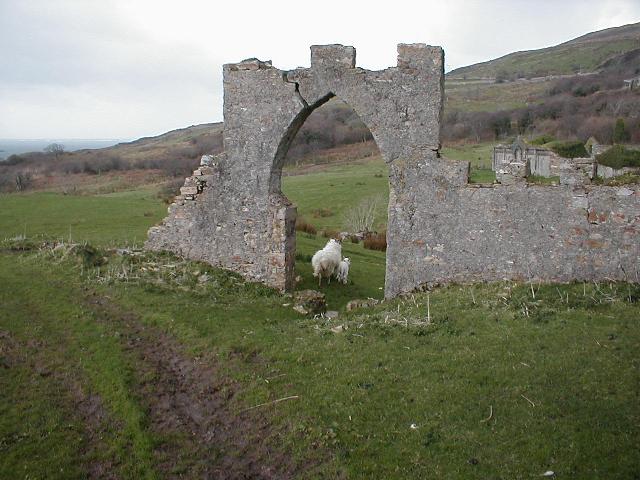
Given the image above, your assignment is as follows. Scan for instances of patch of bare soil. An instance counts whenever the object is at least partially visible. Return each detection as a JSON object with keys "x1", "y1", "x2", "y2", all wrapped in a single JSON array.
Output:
[
  {"x1": 69, "y1": 383, "x2": 120, "y2": 480},
  {"x1": 85, "y1": 292, "x2": 303, "y2": 479}
]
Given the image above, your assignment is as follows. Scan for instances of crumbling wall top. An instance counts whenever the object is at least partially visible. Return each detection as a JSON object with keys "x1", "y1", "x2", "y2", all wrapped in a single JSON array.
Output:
[
  {"x1": 225, "y1": 58, "x2": 273, "y2": 71},
  {"x1": 310, "y1": 44, "x2": 356, "y2": 69},
  {"x1": 397, "y1": 43, "x2": 443, "y2": 73}
]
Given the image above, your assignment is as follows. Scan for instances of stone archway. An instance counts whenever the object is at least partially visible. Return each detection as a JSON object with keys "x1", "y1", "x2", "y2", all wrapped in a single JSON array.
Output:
[
  {"x1": 147, "y1": 43, "x2": 455, "y2": 297},
  {"x1": 146, "y1": 44, "x2": 639, "y2": 298}
]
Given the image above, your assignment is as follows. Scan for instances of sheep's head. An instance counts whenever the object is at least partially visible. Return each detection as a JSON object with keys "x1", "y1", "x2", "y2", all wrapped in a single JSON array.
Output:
[{"x1": 343, "y1": 257, "x2": 351, "y2": 265}]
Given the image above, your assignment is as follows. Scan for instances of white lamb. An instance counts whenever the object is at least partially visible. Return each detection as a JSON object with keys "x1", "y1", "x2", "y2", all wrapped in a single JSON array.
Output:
[
  {"x1": 335, "y1": 257, "x2": 351, "y2": 284},
  {"x1": 311, "y1": 238, "x2": 342, "y2": 286}
]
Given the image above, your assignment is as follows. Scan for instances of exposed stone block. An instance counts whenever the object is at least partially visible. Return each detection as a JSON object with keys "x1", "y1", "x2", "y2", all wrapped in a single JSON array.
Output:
[
  {"x1": 180, "y1": 186, "x2": 198, "y2": 195},
  {"x1": 310, "y1": 44, "x2": 356, "y2": 69},
  {"x1": 397, "y1": 43, "x2": 444, "y2": 74},
  {"x1": 293, "y1": 290, "x2": 326, "y2": 315}
]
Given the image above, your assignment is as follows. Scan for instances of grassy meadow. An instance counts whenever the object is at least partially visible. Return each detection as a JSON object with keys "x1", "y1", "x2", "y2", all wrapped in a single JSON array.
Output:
[
  {"x1": 0, "y1": 188, "x2": 166, "y2": 246},
  {"x1": 283, "y1": 156, "x2": 389, "y2": 232},
  {"x1": 1, "y1": 156, "x2": 639, "y2": 479}
]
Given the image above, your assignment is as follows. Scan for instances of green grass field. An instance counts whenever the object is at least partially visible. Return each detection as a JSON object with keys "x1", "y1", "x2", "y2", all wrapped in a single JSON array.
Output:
[
  {"x1": 447, "y1": 34, "x2": 640, "y2": 79},
  {"x1": 1, "y1": 160, "x2": 638, "y2": 478},
  {"x1": 1, "y1": 242, "x2": 638, "y2": 479},
  {"x1": 0, "y1": 189, "x2": 166, "y2": 246},
  {"x1": 445, "y1": 79, "x2": 549, "y2": 113},
  {"x1": 283, "y1": 157, "x2": 389, "y2": 232}
]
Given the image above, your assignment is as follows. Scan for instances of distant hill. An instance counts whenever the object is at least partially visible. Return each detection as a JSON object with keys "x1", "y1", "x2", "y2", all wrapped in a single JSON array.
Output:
[
  {"x1": 447, "y1": 22, "x2": 640, "y2": 80},
  {"x1": 110, "y1": 123, "x2": 222, "y2": 150}
]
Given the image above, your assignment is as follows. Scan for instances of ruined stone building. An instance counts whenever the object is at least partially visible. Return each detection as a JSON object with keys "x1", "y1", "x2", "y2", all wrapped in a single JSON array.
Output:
[
  {"x1": 493, "y1": 137, "x2": 562, "y2": 178},
  {"x1": 493, "y1": 137, "x2": 640, "y2": 182},
  {"x1": 146, "y1": 44, "x2": 639, "y2": 298}
]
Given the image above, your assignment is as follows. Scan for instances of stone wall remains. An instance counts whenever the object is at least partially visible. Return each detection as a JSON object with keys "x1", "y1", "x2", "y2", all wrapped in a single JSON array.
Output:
[{"x1": 146, "y1": 44, "x2": 639, "y2": 298}]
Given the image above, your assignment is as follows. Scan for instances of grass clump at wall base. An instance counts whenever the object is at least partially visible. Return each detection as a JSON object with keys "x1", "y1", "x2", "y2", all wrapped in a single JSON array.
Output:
[
  {"x1": 311, "y1": 208, "x2": 334, "y2": 218},
  {"x1": 528, "y1": 175, "x2": 560, "y2": 185},
  {"x1": 548, "y1": 140, "x2": 589, "y2": 158},
  {"x1": 295, "y1": 218, "x2": 317, "y2": 235},
  {"x1": 469, "y1": 168, "x2": 496, "y2": 184},
  {"x1": 596, "y1": 145, "x2": 640, "y2": 169},
  {"x1": 592, "y1": 173, "x2": 640, "y2": 186},
  {"x1": 363, "y1": 231, "x2": 387, "y2": 251}
]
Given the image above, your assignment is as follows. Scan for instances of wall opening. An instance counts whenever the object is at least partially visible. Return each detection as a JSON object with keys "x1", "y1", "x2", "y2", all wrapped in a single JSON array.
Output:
[{"x1": 274, "y1": 97, "x2": 390, "y2": 307}]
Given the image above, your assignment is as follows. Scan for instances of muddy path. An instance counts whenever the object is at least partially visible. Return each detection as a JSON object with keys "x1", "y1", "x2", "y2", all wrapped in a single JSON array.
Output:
[{"x1": 84, "y1": 291, "x2": 302, "y2": 479}]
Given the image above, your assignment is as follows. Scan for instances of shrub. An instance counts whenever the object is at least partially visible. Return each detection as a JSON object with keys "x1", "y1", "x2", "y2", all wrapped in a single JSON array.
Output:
[
  {"x1": 613, "y1": 118, "x2": 631, "y2": 144},
  {"x1": 572, "y1": 84, "x2": 600, "y2": 97},
  {"x1": 311, "y1": 208, "x2": 333, "y2": 218},
  {"x1": 343, "y1": 195, "x2": 382, "y2": 233},
  {"x1": 363, "y1": 231, "x2": 387, "y2": 252},
  {"x1": 321, "y1": 229, "x2": 340, "y2": 239},
  {"x1": 490, "y1": 115, "x2": 512, "y2": 139},
  {"x1": 596, "y1": 145, "x2": 640, "y2": 169},
  {"x1": 4, "y1": 154, "x2": 26, "y2": 166},
  {"x1": 529, "y1": 134, "x2": 556, "y2": 145},
  {"x1": 75, "y1": 244, "x2": 105, "y2": 268},
  {"x1": 295, "y1": 218, "x2": 317, "y2": 235},
  {"x1": 548, "y1": 141, "x2": 588, "y2": 159},
  {"x1": 14, "y1": 171, "x2": 33, "y2": 191},
  {"x1": 157, "y1": 178, "x2": 184, "y2": 204}
]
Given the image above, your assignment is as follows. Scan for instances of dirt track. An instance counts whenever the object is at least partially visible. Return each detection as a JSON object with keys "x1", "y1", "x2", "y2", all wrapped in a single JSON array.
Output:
[{"x1": 84, "y1": 292, "x2": 301, "y2": 479}]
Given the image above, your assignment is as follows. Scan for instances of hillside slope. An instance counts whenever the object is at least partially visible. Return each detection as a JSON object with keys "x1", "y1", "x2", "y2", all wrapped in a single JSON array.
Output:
[{"x1": 447, "y1": 22, "x2": 640, "y2": 80}]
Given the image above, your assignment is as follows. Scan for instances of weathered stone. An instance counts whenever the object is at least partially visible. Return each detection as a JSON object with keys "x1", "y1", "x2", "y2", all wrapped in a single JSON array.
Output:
[
  {"x1": 293, "y1": 289, "x2": 326, "y2": 316},
  {"x1": 180, "y1": 186, "x2": 198, "y2": 195},
  {"x1": 200, "y1": 154, "x2": 215, "y2": 166},
  {"x1": 560, "y1": 158, "x2": 595, "y2": 186},
  {"x1": 346, "y1": 298, "x2": 380, "y2": 311},
  {"x1": 597, "y1": 165, "x2": 640, "y2": 179},
  {"x1": 146, "y1": 44, "x2": 640, "y2": 299},
  {"x1": 310, "y1": 44, "x2": 355, "y2": 69}
]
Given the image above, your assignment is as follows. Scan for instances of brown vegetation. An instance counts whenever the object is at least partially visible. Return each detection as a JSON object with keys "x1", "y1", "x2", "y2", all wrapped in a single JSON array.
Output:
[
  {"x1": 295, "y1": 218, "x2": 317, "y2": 235},
  {"x1": 443, "y1": 51, "x2": 640, "y2": 145},
  {"x1": 0, "y1": 124, "x2": 223, "y2": 193},
  {"x1": 321, "y1": 229, "x2": 341, "y2": 240},
  {"x1": 363, "y1": 231, "x2": 387, "y2": 252}
]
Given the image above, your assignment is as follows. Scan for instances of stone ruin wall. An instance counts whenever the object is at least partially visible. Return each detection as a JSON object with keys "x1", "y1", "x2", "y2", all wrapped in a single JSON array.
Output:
[{"x1": 146, "y1": 44, "x2": 640, "y2": 298}]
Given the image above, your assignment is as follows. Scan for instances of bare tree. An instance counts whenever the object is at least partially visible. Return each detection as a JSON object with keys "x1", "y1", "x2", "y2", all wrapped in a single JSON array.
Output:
[
  {"x1": 44, "y1": 143, "x2": 65, "y2": 159},
  {"x1": 343, "y1": 194, "x2": 383, "y2": 234},
  {"x1": 14, "y1": 171, "x2": 32, "y2": 191}
]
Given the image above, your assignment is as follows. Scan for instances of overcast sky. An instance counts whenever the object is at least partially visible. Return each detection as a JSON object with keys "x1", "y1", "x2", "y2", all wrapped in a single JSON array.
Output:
[{"x1": 1, "y1": 0, "x2": 638, "y2": 140}]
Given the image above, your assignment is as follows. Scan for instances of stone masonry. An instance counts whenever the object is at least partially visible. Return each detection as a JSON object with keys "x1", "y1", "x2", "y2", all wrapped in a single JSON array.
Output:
[{"x1": 146, "y1": 44, "x2": 639, "y2": 298}]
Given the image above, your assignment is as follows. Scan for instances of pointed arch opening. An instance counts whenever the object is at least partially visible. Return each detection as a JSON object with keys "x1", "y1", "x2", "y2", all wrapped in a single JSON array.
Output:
[{"x1": 273, "y1": 95, "x2": 390, "y2": 306}]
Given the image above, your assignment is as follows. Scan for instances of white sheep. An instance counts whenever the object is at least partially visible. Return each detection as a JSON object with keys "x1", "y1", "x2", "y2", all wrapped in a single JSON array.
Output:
[
  {"x1": 311, "y1": 238, "x2": 342, "y2": 287},
  {"x1": 335, "y1": 257, "x2": 351, "y2": 284}
]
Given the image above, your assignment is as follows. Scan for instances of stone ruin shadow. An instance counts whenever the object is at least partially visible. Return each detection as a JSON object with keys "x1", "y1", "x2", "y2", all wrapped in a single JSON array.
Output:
[{"x1": 147, "y1": 44, "x2": 639, "y2": 298}]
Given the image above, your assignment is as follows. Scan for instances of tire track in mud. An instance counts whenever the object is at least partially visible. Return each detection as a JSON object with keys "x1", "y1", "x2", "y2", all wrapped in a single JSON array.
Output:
[{"x1": 85, "y1": 292, "x2": 302, "y2": 479}]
